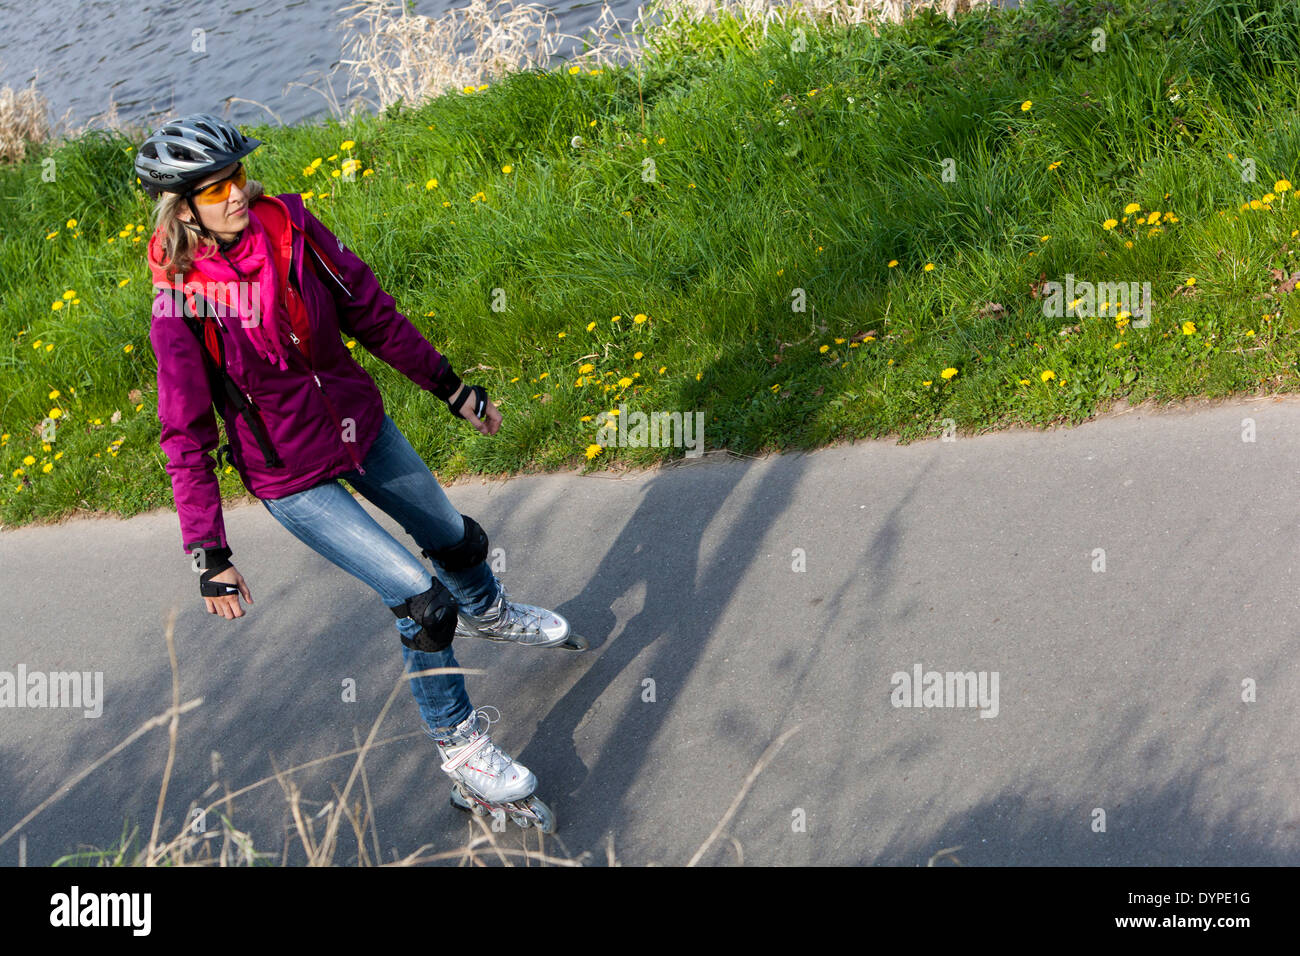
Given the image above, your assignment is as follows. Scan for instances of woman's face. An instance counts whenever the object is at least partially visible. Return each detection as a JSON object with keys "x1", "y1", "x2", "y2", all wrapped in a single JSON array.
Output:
[{"x1": 178, "y1": 162, "x2": 250, "y2": 240}]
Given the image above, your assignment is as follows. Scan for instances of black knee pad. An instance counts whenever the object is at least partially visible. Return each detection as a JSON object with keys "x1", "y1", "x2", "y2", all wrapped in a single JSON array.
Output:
[
  {"x1": 390, "y1": 577, "x2": 459, "y2": 653},
  {"x1": 421, "y1": 514, "x2": 488, "y2": 573}
]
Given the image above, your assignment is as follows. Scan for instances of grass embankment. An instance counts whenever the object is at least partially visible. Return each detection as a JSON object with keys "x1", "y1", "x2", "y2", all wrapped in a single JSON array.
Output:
[{"x1": 4, "y1": 0, "x2": 1300, "y2": 528}]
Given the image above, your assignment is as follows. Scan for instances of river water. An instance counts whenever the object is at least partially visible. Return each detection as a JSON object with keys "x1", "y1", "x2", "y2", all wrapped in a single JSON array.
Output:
[{"x1": 0, "y1": 0, "x2": 649, "y2": 132}]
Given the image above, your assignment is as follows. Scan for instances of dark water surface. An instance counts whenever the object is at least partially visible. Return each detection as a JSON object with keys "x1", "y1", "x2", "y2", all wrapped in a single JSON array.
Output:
[{"x1": 0, "y1": 0, "x2": 650, "y2": 131}]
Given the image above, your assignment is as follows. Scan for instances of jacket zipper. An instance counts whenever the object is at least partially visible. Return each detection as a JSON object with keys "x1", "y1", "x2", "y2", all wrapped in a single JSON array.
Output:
[
  {"x1": 312, "y1": 372, "x2": 365, "y2": 475},
  {"x1": 290, "y1": 255, "x2": 366, "y2": 476}
]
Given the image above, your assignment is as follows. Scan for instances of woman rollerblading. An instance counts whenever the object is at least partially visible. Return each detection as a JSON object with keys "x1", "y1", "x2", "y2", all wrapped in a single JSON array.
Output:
[{"x1": 140, "y1": 114, "x2": 569, "y2": 832}]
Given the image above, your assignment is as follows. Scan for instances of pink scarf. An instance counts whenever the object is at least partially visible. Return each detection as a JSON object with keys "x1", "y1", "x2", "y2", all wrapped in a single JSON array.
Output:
[{"x1": 193, "y1": 210, "x2": 289, "y2": 372}]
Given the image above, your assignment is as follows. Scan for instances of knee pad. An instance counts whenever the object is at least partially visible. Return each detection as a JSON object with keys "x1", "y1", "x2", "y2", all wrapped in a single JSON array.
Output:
[
  {"x1": 390, "y1": 577, "x2": 459, "y2": 653},
  {"x1": 421, "y1": 514, "x2": 488, "y2": 572}
]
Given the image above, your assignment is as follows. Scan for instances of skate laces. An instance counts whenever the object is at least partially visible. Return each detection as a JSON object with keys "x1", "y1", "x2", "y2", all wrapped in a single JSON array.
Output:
[
  {"x1": 471, "y1": 586, "x2": 546, "y2": 634},
  {"x1": 439, "y1": 706, "x2": 512, "y2": 775}
]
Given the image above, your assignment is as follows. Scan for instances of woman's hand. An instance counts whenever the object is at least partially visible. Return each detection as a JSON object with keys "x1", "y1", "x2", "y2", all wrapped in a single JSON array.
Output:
[
  {"x1": 456, "y1": 392, "x2": 502, "y2": 436},
  {"x1": 203, "y1": 565, "x2": 253, "y2": 619}
]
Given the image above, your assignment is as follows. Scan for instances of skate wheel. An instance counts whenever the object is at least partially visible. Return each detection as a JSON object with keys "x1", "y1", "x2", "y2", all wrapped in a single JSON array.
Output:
[
  {"x1": 524, "y1": 796, "x2": 557, "y2": 834},
  {"x1": 560, "y1": 634, "x2": 588, "y2": 652},
  {"x1": 509, "y1": 810, "x2": 533, "y2": 829}
]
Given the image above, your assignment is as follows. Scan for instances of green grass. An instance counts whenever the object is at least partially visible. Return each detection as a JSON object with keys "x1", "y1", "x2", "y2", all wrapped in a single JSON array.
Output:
[{"x1": 5, "y1": 0, "x2": 1300, "y2": 526}]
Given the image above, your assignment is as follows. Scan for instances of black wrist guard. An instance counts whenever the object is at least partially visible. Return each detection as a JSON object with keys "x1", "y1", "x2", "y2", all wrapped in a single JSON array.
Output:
[{"x1": 446, "y1": 383, "x2": 488, "y2": 421}]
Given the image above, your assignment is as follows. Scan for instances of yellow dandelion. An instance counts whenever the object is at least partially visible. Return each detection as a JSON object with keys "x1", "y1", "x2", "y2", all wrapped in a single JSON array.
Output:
[
  {"x1": 634, "y1": 313, "x2": 647, "y2": 324},
  {"x1": 611, "y1": 315, "x2": 621, "y2": 322},
  {"x1": 819, "y1": 344, "x2": 830, "y2": 353},
  {"x1": 23, "y1": 455, "x2": 35, "y2": 465},
  {"x1": 426, "y1": 178, "x2": 438, "y2": 189},
  {"x1": 586, "y1": 321, "x2": 596, "y2": 332},
  {"x1": 42, "y1": 463, "x2": 53, "y2": 473},
  {"x1": 341, "y1": 140, "x2": 355, "y2": 150},
  {"x1": 941, "y1": 368, "x2": 958, "y2": 379},
  {"x1": 633, "y1": 351, "x2": 643, "y2": 359},
  {"x1": 502, "y1": 165, "x2": 513, "y2": 174},
  {"x1": 585, "y1": 444, "x2": 603, "y2": 460},
  {"x1": 49, "y1": 408, "x2": 62, "y2": 419},
  {"x1": 1040, "y1": 235, "x2": 1050, "y2": 242},
  {"x1": 922, "y1": 381, "x2": 932, "y2": 387},
  {"x1": 1185, "y1": 277, "x2": 1196, "y2": 286},
  {"x1": 1103, "y1": 219, "x2": 1118, "y2": 230},
  {"x1": 696, "y1": 372, "x2": 703, "y2": 381},
  {"x1": 658, "y1": 366, "x2": 666, "y2": 374},
  {"x1": 617, "y1": 377, "x2": 633, "y2": 388},
  {"x1": 580, "y1": 415, "x2": 593, "y2": 422},
  {"x1": 118, "y1": 278, "x2": 130, "y2": 287},
  {"x1": 888, "y1": 260, "x2": 898, "y2": 268},
  {"x1": 345, "y1": 340, "x2": 356, "y2": 349},
  {"x1": 123, "y1": 344, "x2": 134, "y2": 353},
  {"x1": 1041, "y1": 370, "x2": 1055, "y2": 382},
  {"x1": 924, "y1": 262, "x2": 935, "y2": 272},
  {"x1": 1276, "y1": 179, "x2": 1292, "y2": 193},
  {"x1": 49, "y1": 389, "x2": 60, "y2": 399},
  {"x1": 1124, "y1": 202, "x2": 1141, "y2": 215},
  {"x1": 557, "y1": 331, "x2": 566, "y2": 338},
  {"x1": 1182, "y1": 321, "x2": 1196, "y2": 335},
  {"x1": 579, "y1": 363, "x2": 595, "y2": 374},
  {"x1": 1020, "y1": 100, "x2": 1032, "y2": 111},
  {"x1": 66, "y1": 218, "x2": 76, "y2": 229}
]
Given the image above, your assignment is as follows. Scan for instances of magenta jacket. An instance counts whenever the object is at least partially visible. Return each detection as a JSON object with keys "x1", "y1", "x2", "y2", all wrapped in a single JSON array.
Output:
[{"x1": 148, "y1": 193, "x2": 462, "y2": 558}]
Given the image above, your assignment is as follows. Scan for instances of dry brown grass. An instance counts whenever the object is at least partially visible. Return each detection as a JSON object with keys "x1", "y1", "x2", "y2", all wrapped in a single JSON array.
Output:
[
  {"x1": 0, "y1": 75, "x2": 50, "y2": 164},
  {"x1": 0, "y1": 606, "x2": 800, "y2": 867}
]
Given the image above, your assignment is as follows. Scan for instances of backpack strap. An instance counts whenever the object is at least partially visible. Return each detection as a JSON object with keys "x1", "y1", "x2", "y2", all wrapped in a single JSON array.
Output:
[{"x1": 179, "y1": 292, "x2": 285, "y2": 470}]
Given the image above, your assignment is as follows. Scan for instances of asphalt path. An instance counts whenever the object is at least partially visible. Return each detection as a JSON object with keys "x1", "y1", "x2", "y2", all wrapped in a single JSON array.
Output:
[{"x1": 2, "y1": 396, "x2": 1297, "y2": 866}]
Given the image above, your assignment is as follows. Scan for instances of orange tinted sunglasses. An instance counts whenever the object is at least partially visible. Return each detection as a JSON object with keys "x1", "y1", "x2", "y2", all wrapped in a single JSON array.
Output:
[{"x1": 188, "y1": 163, "x2": 246, "y2": 205}]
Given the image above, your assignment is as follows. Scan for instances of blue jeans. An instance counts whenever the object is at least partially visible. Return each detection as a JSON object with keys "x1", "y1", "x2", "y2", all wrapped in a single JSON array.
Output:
[{"x1": 261, "y1": 413, "x2": 499, "y2": 739}]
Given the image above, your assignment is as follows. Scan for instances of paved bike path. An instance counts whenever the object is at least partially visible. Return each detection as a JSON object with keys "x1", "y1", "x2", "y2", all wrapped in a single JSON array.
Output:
[{"x1": 2, "y1": 396, "x2": 1297, "y2": 865}]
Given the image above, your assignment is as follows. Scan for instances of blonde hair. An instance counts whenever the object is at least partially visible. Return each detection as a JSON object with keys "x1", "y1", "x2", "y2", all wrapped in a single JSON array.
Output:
[{"x1": 151, "y1": 177, "x2": 267, "y2": 274}]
